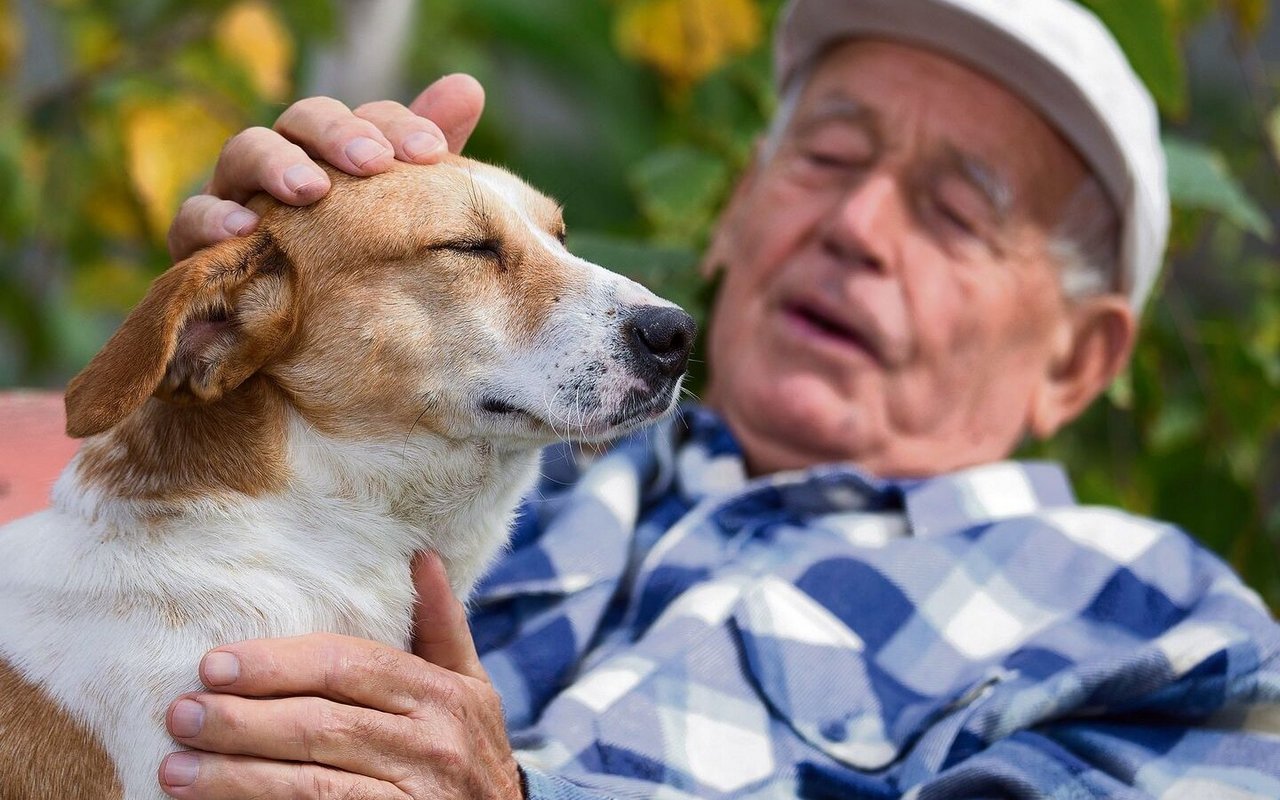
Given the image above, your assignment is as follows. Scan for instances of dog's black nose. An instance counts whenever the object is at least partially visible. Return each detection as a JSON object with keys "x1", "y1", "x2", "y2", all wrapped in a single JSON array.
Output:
[{"x1": 624, "y1": 306, "x2": 697, "y2": 380}]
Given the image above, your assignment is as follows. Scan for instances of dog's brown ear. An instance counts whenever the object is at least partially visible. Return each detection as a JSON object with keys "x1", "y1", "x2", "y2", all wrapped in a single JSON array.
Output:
[{"x1": 65, "y1": 232, "x2": 296, "y2": 438}]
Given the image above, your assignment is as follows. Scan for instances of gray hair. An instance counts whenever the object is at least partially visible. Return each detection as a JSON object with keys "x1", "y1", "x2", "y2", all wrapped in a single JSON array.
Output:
[{"x1": 762, "y1": 70, "x2": 1121, "y2": 302}]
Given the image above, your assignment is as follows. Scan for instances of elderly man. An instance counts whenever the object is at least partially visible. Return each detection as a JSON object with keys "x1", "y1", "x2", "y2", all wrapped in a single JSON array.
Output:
[{"x1": 157, "y1": 0, "x2": 1280, "y2": 798}]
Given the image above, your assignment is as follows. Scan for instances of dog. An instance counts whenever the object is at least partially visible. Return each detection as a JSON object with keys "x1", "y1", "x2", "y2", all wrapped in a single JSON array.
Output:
[{"x1": 0, "y1": 156, "x2": 695, "y2": 799}]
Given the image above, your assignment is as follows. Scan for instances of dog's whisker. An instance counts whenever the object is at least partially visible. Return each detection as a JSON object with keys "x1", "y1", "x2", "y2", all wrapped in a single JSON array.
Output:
[{"x1": 402, "y1": 405, "x2": 431, "y2": 462}]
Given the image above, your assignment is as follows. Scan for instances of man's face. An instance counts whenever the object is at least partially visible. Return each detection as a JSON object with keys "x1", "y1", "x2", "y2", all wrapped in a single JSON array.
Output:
[{"x1": 703, "y1": 39, "x2": 1094, "y2": 477}]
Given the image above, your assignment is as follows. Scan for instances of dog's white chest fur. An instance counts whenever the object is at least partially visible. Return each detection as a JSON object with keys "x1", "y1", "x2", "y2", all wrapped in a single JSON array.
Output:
[{"x1": 0, "y1": 420, "x2": 540, "y2": 799}]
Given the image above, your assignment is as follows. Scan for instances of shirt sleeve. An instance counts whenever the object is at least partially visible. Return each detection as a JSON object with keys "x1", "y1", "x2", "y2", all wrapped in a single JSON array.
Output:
[
  {"x1": 521, "y1": 763, "x2": 667, "y2": 800},
  {"x1": 897, "y1": 719, "x2": 1280, "y2": 800}
]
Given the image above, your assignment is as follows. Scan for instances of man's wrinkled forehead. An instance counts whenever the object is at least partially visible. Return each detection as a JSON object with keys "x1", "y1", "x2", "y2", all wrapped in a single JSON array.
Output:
[
  {"x1": 791, "y1": 39, "x2": 1088, "y2": 223},
  {"x1": 791, "y1": 90, "x2": 1015, "y2": 222}
]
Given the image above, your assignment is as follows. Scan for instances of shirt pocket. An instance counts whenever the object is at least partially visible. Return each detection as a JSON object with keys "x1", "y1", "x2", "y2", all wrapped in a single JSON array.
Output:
[{"x1": 731, "y1": 575, "x2": 1004, "y2": 772}]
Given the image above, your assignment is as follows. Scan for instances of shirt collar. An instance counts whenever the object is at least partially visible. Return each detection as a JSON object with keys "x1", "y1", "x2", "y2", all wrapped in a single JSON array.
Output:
[{"x1": 678, "y1": 405, "x2": 1077, "y2": 536}]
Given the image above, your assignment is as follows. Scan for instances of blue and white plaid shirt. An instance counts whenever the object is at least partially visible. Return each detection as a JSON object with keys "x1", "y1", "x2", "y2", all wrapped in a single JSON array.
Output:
[{"x1": 471, "y1": 406, "x2": 1280, "y2": 799}]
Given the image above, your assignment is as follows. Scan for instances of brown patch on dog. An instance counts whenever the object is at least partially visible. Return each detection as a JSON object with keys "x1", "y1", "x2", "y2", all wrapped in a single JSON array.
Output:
[
  {"x1": 66, "y1": 232, "x2": 297, "y2": 438},
  {"x1": 0, "y1": 658, "x2": 124, "y2": 799},
  {"x1": 66, "y1": 233, "x2": 297, "y2": 503},
  {"x1": 76, "y1": 375, "x2": 291, "y2": 505}
]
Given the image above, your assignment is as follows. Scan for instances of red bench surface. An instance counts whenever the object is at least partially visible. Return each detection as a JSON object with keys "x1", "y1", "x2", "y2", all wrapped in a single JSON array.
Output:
[{"x1": 0, "y1": 391, "x2": 79, "y2": 524}]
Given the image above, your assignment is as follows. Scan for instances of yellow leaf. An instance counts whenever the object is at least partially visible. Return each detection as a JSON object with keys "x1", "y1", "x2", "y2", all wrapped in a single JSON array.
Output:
[
  {"x1": 616, "y1": 0, "x2": 763, "y2": 92},
  {"x1": 84, "y1": 177, "x2": 144, "y2": 240},
  {"x1": 0, "y1": 0, "x2": 22, "y2": 76},
  {"x1": 215, "y1": 0, "x2": 295, "y2": 102},
  {"x1": 71, "y1": 258, "x2": 153, "y2": 312},
  {"x1": 1269, "y1": 105, "x2": 1280, "y2": 164},
  {"x1": 69, "y1": 15, "x2": 121, "y2": 71},
  {"x1": 123, "y1": 97, "x2": 235, "y2": 241},
  {"x1": 1227, "y1": 0, "x2": 1269, "y2": 37}
]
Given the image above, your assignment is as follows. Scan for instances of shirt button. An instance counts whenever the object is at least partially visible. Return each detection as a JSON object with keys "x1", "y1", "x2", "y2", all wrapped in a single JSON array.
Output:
[{"x1": 819, "y1": 719, "x2": 849, "y2": 743}]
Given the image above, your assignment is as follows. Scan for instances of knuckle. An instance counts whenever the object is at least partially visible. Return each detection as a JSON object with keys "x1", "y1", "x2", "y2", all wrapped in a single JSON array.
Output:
[
  {"x1": 212, "y1": 198, "x2": 245, "y2": 218},
  {"x1": 280, "y1": 95, "x2": 346, "y2": 123},
  {"x1": 299, "y1": 700, "x2": 346, "y2": 757},
  {"x1": 204, "y1": 698, "x2": 246, "y2": 741},
  {"x1": 352, "y1": 99, "x2": 405, "y2": 118},
  {"x1": 222, "y1": 125, "x2": 273, "y2": 155}
]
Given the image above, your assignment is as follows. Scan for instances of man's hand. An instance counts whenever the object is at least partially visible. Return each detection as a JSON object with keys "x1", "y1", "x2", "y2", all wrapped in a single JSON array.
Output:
[
  {"x1": 158, "y1": 552, "x2": 522, "y2": 799},
  {"x1": 167, "y1": 73, "x2": 486, "y2": 262}
]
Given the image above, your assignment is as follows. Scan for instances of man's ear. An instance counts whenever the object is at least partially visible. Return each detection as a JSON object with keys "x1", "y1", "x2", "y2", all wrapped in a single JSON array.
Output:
[
  {"x1": 65, "y1": 232, "x2": 296, "y2": 438},
  {"x1": 1028, "y1": 295, "x2": 1135, "y2": 439},
  {"x1": 699, "y1": 138, "x2": 765, "y2": 280}
]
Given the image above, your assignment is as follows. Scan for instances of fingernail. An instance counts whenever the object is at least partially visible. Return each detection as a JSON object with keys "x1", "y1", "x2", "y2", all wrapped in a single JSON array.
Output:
[
  {"x1": 162, "y1": 752, "x2": 200, "y2": 787},
  {"x1": 170, "y1": 699, "x2": 205, "y2": 738},
  {"x1": 283, "y1": 164, "x2": 326, "y2": 194},
  {"x1": 202, "y1": 651, "x2": 239, "y2": 686},
  {"x1": 345, "y1": 136, "x2": 389, "y2": 168},
  {"x1": 403, "y1": 131, "x2": 443, "y2": 160},
  {"x1": 223, "y1": 209, "x2": 258, "y2": 236}
]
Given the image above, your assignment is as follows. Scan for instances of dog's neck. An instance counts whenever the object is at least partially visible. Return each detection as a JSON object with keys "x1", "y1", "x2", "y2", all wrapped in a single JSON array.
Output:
[
  {"x1": 58, "y1": 377, "x2": 541, "y2": 596},
  {"x1": 71, "y1": 376, "x2": 292, "y2": 505}
]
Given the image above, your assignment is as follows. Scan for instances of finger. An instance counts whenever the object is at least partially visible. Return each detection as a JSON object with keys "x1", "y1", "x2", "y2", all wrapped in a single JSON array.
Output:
[
  {"x1": 275, "y1": 96, "x2": 396, "y2": 175},
  {"x1": 158, "y1": 750, "x2": 411, "y2": 800},
  {"x1": 407, "y1": 73, "x2": 485, "y2": 154},
  {"x1": 166, "y1": 693, "x2": 430, "y2": 783},
  {"x1": 198, "y1": 634, "x2": 451, "y2": 714},
  {"x1": 167, "y1": 196, "x2": 260, "y2": 262},
  {"x1": 353, "y1": 100, "x2": 448, "y2": 163},
  {"x1": 410, "y1": 551, "x2": 486, "y2": 681},
  {"x1": 207, "y1": 126, "x2": 331, "y2": 207}
]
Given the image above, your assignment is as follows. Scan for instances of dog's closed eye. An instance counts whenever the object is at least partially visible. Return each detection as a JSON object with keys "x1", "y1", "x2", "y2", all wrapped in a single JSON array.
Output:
[{"x1": 437, "y1": 238, "x2": 505, "y2": 270}]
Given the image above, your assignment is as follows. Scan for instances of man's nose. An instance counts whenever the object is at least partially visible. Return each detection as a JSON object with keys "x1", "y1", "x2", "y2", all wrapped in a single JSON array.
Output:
[
  {"x1": 822, "y1": 171, "x2": 901, "y2": 271},
  {"x1": 623, "y1": 306, "x2": 697, "y2": 381}
]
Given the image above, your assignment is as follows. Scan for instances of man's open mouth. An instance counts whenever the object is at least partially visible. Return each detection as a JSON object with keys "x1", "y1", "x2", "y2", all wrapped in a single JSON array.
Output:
[{"x1": 783, "y1": 302, "x2": 880, "y2": 361}]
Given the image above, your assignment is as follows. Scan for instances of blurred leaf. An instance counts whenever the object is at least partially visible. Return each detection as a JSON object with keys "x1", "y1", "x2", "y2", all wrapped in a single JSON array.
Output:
[
  {"x1": 70, "y1": 259, "x2": 151, "y2": 312},
  {"x1": 1149, "y1": 396, "x2": 1203, "y2": 451},
  {"x1": 0, "y1": 0, "x2": 21, "y2": 76},
  {"x1": 83, "y1": 176, "x2": 144, "y2": 240},
  {"x1": 1077, "y1": 0, "x2": 1187, "y2": 117},
  {"x1": 1268, "y1": 105, "x2": 1280, "y2": 163},
  {"x1": 1250, "y1": 298, "x2": 1280, "y2": 385},
  {"x1": 272, "y1": 0, "x2": 338, "y2": 40},
  {"x1": 630, "y1": 146, "x2": 730, "y2": 243},
  {"x1": 615, "y1": 0, "x2": 763, "y2": 93},
  {"x1": 1106, "y1": 369, "x2": 1133, "y2": 410},
  {"x1": 214, "y1": 0, "x2": 294, "y2": 102},
  {"x1": 68, "y1": 13, "x2": 122, "y2": 71},
  {"x1": 1226, "y1": 0, "x2": 1270, "y2": 37},
  {"x1": 1161, "y1": 0, "x2": 1217, "y2": 31},
  {"x1": 122, "y1": 95, "x2": 235, "y2": 240},
  {"x1": 1163, "y1": 134, "x2": 1274, "y2": 240}
]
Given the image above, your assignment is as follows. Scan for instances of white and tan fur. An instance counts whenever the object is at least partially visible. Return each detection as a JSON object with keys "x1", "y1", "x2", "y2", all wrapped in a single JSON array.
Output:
[{"x1": 0, "y1": 157, "x2": 692, "y2": 799}]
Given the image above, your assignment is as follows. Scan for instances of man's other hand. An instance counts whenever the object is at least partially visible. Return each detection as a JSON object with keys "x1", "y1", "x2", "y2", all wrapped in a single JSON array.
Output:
[
  {"x1": 158, "y1": 552, "x2": 522, "y2": 799},
  {"x1": 167, "y1": 73, "x2": 486, "y2": 262}
]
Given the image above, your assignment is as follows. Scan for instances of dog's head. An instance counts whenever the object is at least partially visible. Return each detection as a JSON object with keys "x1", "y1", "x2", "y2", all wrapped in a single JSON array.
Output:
[{"x1": 64, "y1": 157, "x2": 694, "y2": 450}]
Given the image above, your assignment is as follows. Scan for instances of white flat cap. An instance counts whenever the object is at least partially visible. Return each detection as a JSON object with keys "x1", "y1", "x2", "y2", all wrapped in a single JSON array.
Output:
[{"x1": 775, "y1": 0, "x2": 1171, "y2": 311}]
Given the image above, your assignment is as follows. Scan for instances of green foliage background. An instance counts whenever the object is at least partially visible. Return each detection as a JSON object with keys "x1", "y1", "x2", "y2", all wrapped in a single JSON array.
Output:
[{"x1": 1, "y1": 0, "x2": 1277, "y2": 608}]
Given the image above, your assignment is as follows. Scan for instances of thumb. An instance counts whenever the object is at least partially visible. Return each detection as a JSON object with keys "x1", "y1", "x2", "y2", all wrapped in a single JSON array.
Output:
[
  {"x1": 408, "y1": 73, "x2": 485, "y2": 154},
  {"x1": 410, "y1": 551, "x2": 487, "y2": 681}
]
